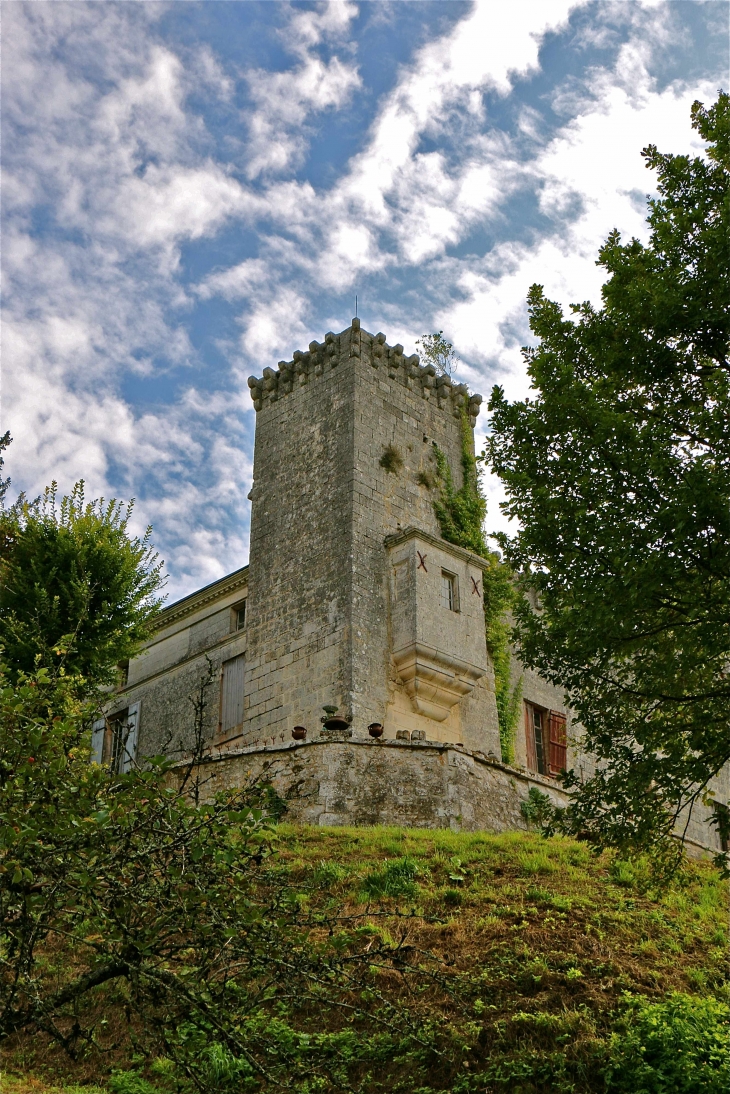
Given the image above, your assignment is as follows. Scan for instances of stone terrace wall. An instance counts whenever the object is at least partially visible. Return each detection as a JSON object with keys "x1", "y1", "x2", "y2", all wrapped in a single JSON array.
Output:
[{"x1": 191, "y1": 739, "x2": 726, "y2": 856}]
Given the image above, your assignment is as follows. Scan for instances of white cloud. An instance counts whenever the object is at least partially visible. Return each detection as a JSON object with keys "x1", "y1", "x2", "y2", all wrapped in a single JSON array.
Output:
[
  {"x1": 1, "y1": 3, "x2": 255, "y2": 594},
  {"x1": 242, "y1": 1, "x2": 361, "y2": 177},
  {"x1": 3, "y1": 0, "x2": 723, "y2": 592},
  {"x1": 204, "y1": 0, "x2": 584, "y2": 350}
]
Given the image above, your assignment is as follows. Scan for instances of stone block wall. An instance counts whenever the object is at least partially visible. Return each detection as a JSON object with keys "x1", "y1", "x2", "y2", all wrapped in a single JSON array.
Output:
[
  {"x1": 112, "y1": 568, "x2": 249, "y2": 759},
  {"x1": 244, "y1": 319, "x2": 495, "y2": 744}
]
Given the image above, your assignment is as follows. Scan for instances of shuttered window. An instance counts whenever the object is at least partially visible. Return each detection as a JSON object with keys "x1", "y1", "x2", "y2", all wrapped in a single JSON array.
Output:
[
  {"x1": 525, "y1": 702, "x2": 546, "y2": 775},
  {"x1": 220, "y1": 654, "x2": 245, "y2": 737},
  {"x1": 548, "y1": 711, "x2": 568, "y2": 776},
  {"x1": 525, "y1": 702, "x2": 567, "y2": 778},
  {"x1": 92, "y1": 704, "x2": 140, "y2": 773}
]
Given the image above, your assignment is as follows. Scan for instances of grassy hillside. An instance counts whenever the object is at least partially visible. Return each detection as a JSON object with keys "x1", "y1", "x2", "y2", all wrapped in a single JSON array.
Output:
[{"x1": 2, "y1": 826, "x2": 728, "y2": 1093}]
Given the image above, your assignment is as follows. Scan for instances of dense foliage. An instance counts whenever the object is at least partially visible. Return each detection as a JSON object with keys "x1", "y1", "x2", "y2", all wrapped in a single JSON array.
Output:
[
  {"x1": 487, "y1": 94, "x2": 730, "y2": 863},
  {"x1": 0, "y1": 668, "x2": 433, "y2": 1088},
  {"x1": 606, "y1": 992, "x2": 729, "y2": 1094},
  {"x1": 431, "y1": 415, "x2": 521, "y2": 762},
  {"x1": 0, "y1": 481, "x2": 164, "y2": 688}
]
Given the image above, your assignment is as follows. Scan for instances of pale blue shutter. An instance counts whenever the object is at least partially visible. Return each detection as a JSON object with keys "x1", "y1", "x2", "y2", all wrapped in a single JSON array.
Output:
[
  {"x1": 91, "y1": 717, "x2": 105, "y2": 764},
  {"x1": 221, "y1": 655, "x2": 245, "y2": 735}
]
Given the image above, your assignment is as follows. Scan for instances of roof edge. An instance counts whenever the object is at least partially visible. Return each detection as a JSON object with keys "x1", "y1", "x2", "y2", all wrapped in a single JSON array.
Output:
[{"x1": 155, "y1": 565, "x2": 249, "y2": 629}]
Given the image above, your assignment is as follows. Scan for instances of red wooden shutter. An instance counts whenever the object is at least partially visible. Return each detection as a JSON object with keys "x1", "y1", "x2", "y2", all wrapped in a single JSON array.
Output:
[
  {"x1": 548, "y1": 711, "x2": 567, "y2": 776},
  {"x1": 525, "y1": 702, "x2": 538, "y2": 772}
]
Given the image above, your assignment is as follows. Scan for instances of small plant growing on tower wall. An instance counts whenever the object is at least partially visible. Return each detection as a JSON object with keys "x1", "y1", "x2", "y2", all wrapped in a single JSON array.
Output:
[
  {"x1": 415, "y1": 331, "x2": 459, "y2": 380},
  {"x1": 380, "y1": 444, "x2": 404, "y2": 474}
]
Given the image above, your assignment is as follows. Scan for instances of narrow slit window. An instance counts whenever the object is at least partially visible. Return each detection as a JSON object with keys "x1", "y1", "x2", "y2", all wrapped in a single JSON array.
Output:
[{"x1": 441, "y1": 570, "x2": 458, "y2": 611}]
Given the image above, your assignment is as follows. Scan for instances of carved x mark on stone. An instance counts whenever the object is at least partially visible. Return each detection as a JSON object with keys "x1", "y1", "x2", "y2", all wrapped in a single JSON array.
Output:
[
  {"x1": 471, "y1": 576, "x2": 481, "y2": 596},
  {"x1": 417, "y1": 551, "x2": 428, "y2": 572}
]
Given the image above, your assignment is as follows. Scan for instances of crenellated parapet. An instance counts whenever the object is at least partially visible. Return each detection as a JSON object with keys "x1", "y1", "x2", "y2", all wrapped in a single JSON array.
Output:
[{"x1": 247, "y1": 318, "x2": 483, "y2": 427}]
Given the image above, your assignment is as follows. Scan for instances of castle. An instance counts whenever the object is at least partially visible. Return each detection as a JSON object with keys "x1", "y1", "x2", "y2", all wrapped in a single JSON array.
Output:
[{"x1": 97, "y1": 319, "x2": 726, "y2": 851}]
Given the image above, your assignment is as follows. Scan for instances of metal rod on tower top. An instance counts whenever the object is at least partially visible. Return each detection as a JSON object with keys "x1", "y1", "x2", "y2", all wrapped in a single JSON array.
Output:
[{"x1": 355, "y1": 295, "x2": 357, "y2": 318}]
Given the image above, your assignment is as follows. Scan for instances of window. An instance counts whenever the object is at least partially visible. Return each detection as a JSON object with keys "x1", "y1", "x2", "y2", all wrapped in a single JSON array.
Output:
[
  {"x1": 524, "y1": 703, "x2": 567, "y2": 778},
  {"x1": 220, "y1": 654, "x2": 245, "y2": 738},
  {"x1": 525, "y1": 702, "x2": 546, "y2": 775},
  {"x1": 441, "y1": 570, "x2": 458, "y2": 611},
  {"x1": 232, "y1": 599, "x2": 247, "y2": 632},
  {"x1": 91, "y1": 704, "x2": 140, "y2": 773}
]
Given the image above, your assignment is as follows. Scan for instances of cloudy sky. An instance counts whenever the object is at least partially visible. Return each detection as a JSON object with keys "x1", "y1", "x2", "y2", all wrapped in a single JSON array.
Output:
[{"x1": 2, "y1": 0, "x2": 726, "y2": 600}]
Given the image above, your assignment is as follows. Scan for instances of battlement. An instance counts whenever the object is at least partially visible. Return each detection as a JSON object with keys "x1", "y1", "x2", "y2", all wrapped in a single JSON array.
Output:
[{"x1": 247, "y1": 318, "x2": 483, "y2": 428}]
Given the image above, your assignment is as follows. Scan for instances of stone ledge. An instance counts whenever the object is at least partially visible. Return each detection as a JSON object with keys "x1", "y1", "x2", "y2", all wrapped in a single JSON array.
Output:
[
  {"x1": 179, "y1": 734, "x2": 566, "y2": 796},
  {"x1": 384, "y1": 525, "x2": 493, "y2": 571},
  {"x1": 173, "y1": 737, "x2": 721, "y2": 856}
]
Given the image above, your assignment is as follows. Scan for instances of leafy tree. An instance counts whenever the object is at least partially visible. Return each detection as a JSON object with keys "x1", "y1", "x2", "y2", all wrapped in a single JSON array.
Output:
[
  {"x1": 0, "y1": 667, "x2": 433, "y2": 1087},
  {"x1": 487, "y1": 94, "x2": 730, "y2": 863},
  {"x1": 0, "y1": 481, "x2": 164, "y2": 687},
  {"x1": 415, "y1": 331, "x2": 459, "y2": 379},
  {"x1": 0, "y1": 432, "x2": 10, "y2": 507},
  {"x1": 0, "y1": 470, "x2": 432, "y2": 1087}
]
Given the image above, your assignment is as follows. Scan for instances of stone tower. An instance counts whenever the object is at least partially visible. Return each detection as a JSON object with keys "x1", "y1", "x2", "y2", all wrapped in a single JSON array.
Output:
[{"x1": 244, "y1": 319, "x2": 501, "y2": 756}]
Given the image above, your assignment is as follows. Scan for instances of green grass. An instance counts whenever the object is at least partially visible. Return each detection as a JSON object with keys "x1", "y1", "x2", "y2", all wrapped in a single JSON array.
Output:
[{"x1": 2, "y1": 825, "x2": 728, "y2": 1093}]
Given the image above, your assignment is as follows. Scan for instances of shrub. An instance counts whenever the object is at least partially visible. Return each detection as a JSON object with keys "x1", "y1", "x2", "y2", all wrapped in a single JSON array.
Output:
[
  {"x1": 379, "y1": 444, "x2": 403, "y2": 474},
  {"x1": 109, "y1": 1072, "x2": 162, "y2": 1094},
  {"x1": 605, "y1": 992, "x2": 730, "y2": 1094}
]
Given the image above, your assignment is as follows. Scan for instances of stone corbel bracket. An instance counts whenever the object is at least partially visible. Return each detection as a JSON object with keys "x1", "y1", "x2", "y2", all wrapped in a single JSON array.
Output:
[
  {"x1": 392, "y1": 642, "x2": 486, "y2": 722},
  {"x1": 247, "y1": 319, "x2": 483, "y2": 426}
]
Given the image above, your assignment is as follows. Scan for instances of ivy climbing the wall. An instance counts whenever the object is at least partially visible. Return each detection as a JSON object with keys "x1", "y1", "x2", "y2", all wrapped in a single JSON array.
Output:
[{"x1": 432, "y1": 415, "x2": 522, "y2": 763}]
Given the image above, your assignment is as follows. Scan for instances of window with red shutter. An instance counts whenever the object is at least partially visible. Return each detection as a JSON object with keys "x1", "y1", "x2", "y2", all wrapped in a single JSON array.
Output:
[
  {"x1": 525, "y1": 701, "x2": 548, "y2": 775},
  {"x1": 548, "y1": 711, "x2": 567, "y2": 776},
  {"x1": 525, "y1": 702, "x2": 567, "y2": 778}
]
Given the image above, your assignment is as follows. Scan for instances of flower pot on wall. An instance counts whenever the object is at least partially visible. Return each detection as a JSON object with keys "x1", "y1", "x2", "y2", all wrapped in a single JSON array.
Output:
[
  {"x1": 322, "y1": 716, "x2": 350, "y2": 731},
  {"x1": 321, "y1": 705, "x2": 350, "y2": 732}
]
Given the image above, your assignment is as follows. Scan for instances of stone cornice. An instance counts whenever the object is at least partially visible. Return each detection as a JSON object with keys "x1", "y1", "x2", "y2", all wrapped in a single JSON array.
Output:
[
  {"x1": 247, "y1": 319, "x2": 483, "y2": 427},
  {"x1": 156, "y1": 566, "x2": 249, "y2": 629},
  {"x1": 384, "y1": 525, "x2": 493, "y2": 571}
]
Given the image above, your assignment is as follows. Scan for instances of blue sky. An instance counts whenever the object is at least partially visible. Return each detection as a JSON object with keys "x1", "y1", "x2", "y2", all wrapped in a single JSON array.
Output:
[{"x1": 3, "y1": 1, "x2": 727, "y2": 599}]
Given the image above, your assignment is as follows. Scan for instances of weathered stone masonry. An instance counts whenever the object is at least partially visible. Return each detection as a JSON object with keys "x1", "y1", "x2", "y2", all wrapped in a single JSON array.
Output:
[
  {"x1": 107, "y1": 319, "x2": 729, "y2": 853},
  {"x1": 243, "y1": 318, "x2": 497, "y2": 753}
]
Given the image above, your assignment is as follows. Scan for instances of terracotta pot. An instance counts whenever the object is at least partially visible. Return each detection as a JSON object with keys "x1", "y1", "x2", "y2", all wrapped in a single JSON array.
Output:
[
  {"x1": 322, "y1": 716, "x2": 351, "y2": 731},
  {"x1": 292, "y1": 726, "x2": 307, "y2": 740},
  {"x1": 368, "y1": 723, "x2": 384, "y2": 738}
]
